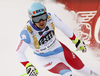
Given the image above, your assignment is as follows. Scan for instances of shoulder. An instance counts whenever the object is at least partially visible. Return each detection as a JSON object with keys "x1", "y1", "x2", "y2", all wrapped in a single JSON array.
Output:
[
  {"x1": 20, "y1": 29, "x2": 31, "y2": 44},
  {"x1": 47, "y1": 13, "x2": 59, "y2": 18},
  {"x1": 47, "y1": 13, "x2": 62, "y2": 21},
  {"x1": 47, "y1": 13, "x2": 55, "y2": 18},
  {"x1": 47, "y1": 13, "x2": 56, "y2": 21}
]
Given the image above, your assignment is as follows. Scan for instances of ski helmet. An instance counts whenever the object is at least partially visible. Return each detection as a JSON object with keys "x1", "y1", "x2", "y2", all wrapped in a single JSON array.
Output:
[{"x1": 28, "y1": 2, "x2": 47, "y2": 18}]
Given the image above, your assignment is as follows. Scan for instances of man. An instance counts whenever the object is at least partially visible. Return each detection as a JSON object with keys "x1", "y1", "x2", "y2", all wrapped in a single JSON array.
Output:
[{"x1": 16, "y1": 2, "x2": 99, "y2": 76}]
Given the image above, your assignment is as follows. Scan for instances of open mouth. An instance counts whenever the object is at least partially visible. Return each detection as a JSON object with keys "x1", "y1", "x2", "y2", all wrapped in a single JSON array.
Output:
[{"x1": 40, "y1": 24, "x2": 44, "y2": 26}]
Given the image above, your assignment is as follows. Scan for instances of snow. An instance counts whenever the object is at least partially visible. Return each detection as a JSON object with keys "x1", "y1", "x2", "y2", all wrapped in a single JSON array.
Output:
[{"x1": 0, "y1": 0, "x2": 100, "y2": 76}]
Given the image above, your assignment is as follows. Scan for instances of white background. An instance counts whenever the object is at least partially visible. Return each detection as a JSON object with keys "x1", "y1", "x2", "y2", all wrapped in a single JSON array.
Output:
[{"x1": 0, "y1": 0, "x2": 100, "y2": 76}]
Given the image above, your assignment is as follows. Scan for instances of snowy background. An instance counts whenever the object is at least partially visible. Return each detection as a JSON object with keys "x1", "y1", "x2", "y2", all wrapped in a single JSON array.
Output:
[{"x1": 0, "y1": 0, "x2": 100, "y2": 76}]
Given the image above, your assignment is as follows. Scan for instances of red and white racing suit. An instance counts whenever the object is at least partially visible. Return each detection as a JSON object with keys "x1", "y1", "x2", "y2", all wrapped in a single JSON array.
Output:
[{"x1": 16, "y1": 13, "x2": 96, "y2": 76}]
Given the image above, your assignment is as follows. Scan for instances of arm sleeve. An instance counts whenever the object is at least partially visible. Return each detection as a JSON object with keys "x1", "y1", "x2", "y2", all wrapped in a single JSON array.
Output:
[
  {"x1": 51, "y1": 13, "x2": 76, "y2": 40},
  {"x1": 16, "y1": 38, "x2": 29, "y2": 67}
]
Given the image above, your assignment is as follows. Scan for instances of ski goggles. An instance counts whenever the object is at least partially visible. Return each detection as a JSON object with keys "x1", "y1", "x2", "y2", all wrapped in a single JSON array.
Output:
[{"x1": 32, "y1": 12, "x2": 47, "y2": 23}]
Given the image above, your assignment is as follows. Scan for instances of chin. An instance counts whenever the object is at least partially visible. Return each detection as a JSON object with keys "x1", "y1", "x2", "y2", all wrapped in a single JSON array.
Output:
[{"x1": 41, "y1": 27, "x2": 45, "y2": 29}]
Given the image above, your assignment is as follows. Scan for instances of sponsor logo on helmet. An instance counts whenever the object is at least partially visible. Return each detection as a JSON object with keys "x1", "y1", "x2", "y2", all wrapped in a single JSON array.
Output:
[{"x1": 33, "y1": 9, "x2": 44, "y2": 14}]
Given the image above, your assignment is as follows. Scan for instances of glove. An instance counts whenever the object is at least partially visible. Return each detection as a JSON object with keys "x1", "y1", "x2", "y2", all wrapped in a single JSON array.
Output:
[
  {"x1": 26, "y1": 63, "x2": 38, "y2": 76},
  {"x1": 72, "y1": 38, "x2": 87, "y2": 52}
]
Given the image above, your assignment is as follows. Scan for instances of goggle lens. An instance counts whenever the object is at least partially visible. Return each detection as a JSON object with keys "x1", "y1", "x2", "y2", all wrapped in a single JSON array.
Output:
[{"x1": 32, "y1": 13, "x2": 47, "y2": 23}]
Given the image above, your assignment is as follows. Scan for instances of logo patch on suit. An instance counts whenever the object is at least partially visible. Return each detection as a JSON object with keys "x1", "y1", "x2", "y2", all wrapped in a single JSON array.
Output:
[
  {"x1": 38, "y1": 26, "x2": 49, "y2": 36},
  {"x1": 20, "y1": 30, "x2": 31, "y2": 44},
  {"x1": 39, "y1": 30, "x2": 54, "y2": 45}
]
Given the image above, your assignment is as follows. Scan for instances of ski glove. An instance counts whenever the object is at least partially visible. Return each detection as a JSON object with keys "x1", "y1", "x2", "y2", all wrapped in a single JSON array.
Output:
[
  {"x1": 72, "y1": 38, "x2": 87, "y2": 52},
  {"x1": 26, "y1": 63, "x2": 38, "y2": 76}
]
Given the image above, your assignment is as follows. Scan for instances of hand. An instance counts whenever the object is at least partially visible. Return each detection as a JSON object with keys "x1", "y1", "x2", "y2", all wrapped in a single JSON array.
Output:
[
  {"x1": 72, "y1": 38, "x2": 87, "y2": 52},
  {"x1": 26, "y1": 63, "x2": 38, "y2": 76}
]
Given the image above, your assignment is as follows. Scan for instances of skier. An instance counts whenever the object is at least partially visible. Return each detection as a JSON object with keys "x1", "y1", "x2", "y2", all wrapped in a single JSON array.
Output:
[{"x1": 16, "y1": 2, "x2": 99, "y2": 76}]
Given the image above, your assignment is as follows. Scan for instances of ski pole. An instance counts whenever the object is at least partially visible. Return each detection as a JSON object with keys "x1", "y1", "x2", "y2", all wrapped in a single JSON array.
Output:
[
  {"x1": 73, "y1": 50, "x2": 77, "y2": 52},
  {"x1": 20, "y1": 73, "x2": 27, "y2": 76}
]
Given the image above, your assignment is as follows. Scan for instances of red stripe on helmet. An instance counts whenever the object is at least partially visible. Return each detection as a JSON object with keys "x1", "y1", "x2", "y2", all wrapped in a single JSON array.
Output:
[{"x1": 28, "y1": 10, "x2": 33, "y2": 16}]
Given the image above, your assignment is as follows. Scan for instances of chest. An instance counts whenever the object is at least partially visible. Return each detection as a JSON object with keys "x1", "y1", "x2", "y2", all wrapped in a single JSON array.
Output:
[
  {"x1": 33, "y1": 25, "x2": 55, "y2": 45},
  {"x1": 27, "y1": 22, "x2": 55, "y2": 49}
]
